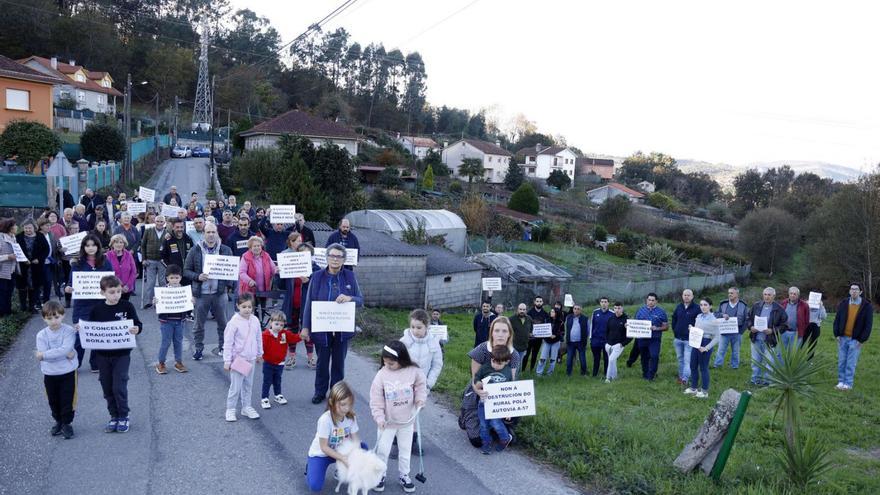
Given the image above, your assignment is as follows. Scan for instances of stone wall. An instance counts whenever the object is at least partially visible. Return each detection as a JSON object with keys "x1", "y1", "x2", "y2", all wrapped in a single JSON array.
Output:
[
  {"x1": 356, "y1": 256, "x2": 426, "y2": 308},
  {"x1": 426, "y1": 271, "x2": 483, "y2": 309}
]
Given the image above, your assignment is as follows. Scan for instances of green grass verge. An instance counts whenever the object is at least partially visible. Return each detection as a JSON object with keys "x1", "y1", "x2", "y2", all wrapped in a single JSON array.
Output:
[
  {"x1": 355, "y1": 303, "x2": 880, "y2": 494},
  {"x1": 0, "y1": 308, "x2": 33, "y2": 357},
  {"x1": 510, "y1": 240, "x2": 636, "y2": 270}
]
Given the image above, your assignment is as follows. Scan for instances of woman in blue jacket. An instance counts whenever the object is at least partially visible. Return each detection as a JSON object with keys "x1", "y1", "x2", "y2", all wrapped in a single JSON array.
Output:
[
  {"x1": 64, "y1": 234, "x2": 113, "y2": 370},
  {"x1": 300, "y1": 243, "x2": 363, "y2": 404}
]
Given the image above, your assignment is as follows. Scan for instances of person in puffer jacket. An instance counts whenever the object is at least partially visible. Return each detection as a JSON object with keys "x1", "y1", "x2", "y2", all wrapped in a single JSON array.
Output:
[{"x1": 399, "y1": 309, "x2": 444, "y2": 390}]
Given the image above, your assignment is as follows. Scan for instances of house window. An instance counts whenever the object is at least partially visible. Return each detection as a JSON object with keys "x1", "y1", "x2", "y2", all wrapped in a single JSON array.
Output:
[
  {"x1": 102, "y1": 80, "x2": 110, "y2": 88},
  {"x1": 5, "y1": 89, "x2": 30, "y2": 111},
  {"x1": 488, "y1": 156, "x2": 492, "y2": 162},
  {"x1": 75, "y1": 73, "x2": 85, "y2": 83},
  {"x1": 444, "y1": 276, "x2": 452, "y2": 283},
  {"x1": 97, "y1": 95, "x2": 105, "y2": 105},
  {"x1": 77, "y1": 91, "x2": 85, "y2": 102}
]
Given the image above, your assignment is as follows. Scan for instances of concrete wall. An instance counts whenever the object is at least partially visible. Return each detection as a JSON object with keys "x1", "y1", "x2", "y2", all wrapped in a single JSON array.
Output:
[
  {"x1": 425, "y1": 271, "x2": 483, "y2": 309},
  {"x1": 356, "y1": 256, "x2": 426, "y2": 308}
]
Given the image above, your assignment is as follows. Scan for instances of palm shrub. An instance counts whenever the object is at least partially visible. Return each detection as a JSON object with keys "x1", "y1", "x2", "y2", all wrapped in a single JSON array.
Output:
[
  {"x1": 757, "y1": 339, "x2": 833, "y2": 490},
  {"x1": 634, "y1": 242, "x2": 680, "y2": 264}
]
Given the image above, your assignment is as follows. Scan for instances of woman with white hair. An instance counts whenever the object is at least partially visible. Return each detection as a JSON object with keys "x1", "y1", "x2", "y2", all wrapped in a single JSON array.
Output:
[
  {"x1": 238, "y1": 236, "x2": 277, "y2": 316},
  {"x1": 108, "y1": 234, "x2": 137, "y2": 301}
]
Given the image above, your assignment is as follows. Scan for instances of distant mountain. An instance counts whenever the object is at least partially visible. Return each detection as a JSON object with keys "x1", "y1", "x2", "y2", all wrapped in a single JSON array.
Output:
[{"x1": 676, "y1": 158, "x2": 864, "y2": 191}]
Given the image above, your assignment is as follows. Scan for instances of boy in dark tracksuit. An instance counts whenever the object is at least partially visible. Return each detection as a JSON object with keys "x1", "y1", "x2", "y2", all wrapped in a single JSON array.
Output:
[{"x1": 87, "y1": 275, "x2": 143, "y2": 433}]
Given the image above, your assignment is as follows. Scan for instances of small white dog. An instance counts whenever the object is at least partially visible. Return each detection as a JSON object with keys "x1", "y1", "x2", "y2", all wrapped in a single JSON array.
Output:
[{"x1": 334, "y1": 440, "x2": 387, "y2": 495}]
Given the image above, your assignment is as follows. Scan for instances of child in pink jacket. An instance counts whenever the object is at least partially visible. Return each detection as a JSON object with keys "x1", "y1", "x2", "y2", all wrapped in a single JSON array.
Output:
[
  {"x1": 223, "y1": 293, "x2": 264, "y2": 422},
  {"x1": 369, "y1": 341, "x2": 427, "y2": 493}
]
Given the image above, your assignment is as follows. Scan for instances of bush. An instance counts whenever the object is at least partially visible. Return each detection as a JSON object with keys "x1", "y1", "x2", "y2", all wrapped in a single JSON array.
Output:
[
  {"x1": 0, "y1": 120, "x2": 62, "y2": 166},
  {"x1": 738, "y1": 207, "x2": 799, "y2": 275},
  {"x1": 532, "y1": 224, "x2": 552, "y2": 242},
  {"x1": 634, "y1": 242, "x2": 681, "y2": 264},
  {"x1": 458, "y1": 193, "x2": 490, "y2": 235},
  {"x1": 593, "y1": 224, "x2": 608, "y2": 242},
  {"x1": 597, "y1": 196, "x2": 631, "y2": 233},
  {"x1": 448, "y1": 180, "x2": 463, "y2": 195},
  {"x1": 368, "y1": 189, "x2": 414, "y2": 209},
  {"x1": 550, "y1": 222, "x2": 578, "y2": 244},
  {"x1": 616, "y1": 228, "x2": 648, "y2": 250},
  {"x1": 508, "y1": 182, "x2": 540, "y2": 214},
  {"x1": 378, "y1": 167, "x2": 402, "y2": 188},
  {"x1": 646, "y1": 191, "x2": 681, "y2": 212},
  {"x1": 606, "y1": 242, "x2": 631, "y2": 258},
  {"x1": 81, "y1": 123, "x2": 125, "y2": 161},
  {"x1": 422, "y1": 164, "x2": 435, "y2": 190},
  {"x1": 487, "y1": 214, "x2": 523, "y2": 241}
]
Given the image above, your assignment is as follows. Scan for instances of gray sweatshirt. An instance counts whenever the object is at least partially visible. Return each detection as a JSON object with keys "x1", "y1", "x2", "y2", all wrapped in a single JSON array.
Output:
[
  {"x1": 694, "y1": 313, "x2": 721, "y2": 350},
  {"x1": 36, "y1": 324, "x2": 77, "y2": 375}
]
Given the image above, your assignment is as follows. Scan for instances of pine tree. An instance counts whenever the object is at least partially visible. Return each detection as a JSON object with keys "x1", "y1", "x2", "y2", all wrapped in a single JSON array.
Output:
[
  {"x1": 422, "y1": 164, "x2": 435, "y2": 190},
  {"x1": 270, "y1": 152, "x2": 330, "y2": 221},
  {"x1": 508, "y1": 182, "x2": 539, "y2": 215},
  {"x1": 503, "y1": 156, "x2": 525, "y2": 191}
]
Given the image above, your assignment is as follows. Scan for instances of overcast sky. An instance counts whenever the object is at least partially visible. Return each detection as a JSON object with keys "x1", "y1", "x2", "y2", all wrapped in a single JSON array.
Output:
[{"x1": 231, "y1": 0, "x2": 880, "y2": 170}]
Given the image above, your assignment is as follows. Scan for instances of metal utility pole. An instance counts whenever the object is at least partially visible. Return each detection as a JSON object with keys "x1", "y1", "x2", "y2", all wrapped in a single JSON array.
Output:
[
  {"x1": 155, "y1": 93, "x2": 160, "y2": 163},
  {"x1": 209, "y1": 75, "x2": 216, "y2": 171},
  {"x1": 173, "y1": 95, "x2": 179, "y2": 147},
  {"x1": 125, "y1": 73, "x2": 132, "y2": 183},
  {"x1": 192, "y1": 22, "x2": 212, "y2": 131}
]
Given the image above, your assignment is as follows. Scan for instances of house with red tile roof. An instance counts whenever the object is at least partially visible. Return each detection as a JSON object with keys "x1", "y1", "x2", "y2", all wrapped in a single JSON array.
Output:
[
  {"x1": 396, "y1": 134, "x2": 438, "y2": 159},
  {"x1": 18, "y1": 56, "x2": 122, "y2": 114},
  {"x1": 515, "y1": 143, "x2": 577, "y2": 180},
  {"x1": 238, "y1": 109, "x2": 360, "y2": 155},
  {"x1": 0, "y1": 55, "x2": 64, "y2": 132},
  {"x1": 441, "y1": 138, "x2": 513, "y2": 184},
  {"x1": 585, "y1": 182, "x2": 645, "y2": 204}
]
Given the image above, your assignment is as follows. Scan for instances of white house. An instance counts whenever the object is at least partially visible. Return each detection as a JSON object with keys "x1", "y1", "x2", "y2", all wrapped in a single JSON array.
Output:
[
  {"x1": 239, "y1": 109, "x2": 360, "y2": 155},
  {"x1": 18, "y1": 56, "x2": 121, "y2": 114},
  {"x1": 586, "y1": 182, "x2": 646, "y2": 204},
  {"x1": 397, "y1": 134, "x2": 438, "y2": 159},
  {"x1": 441, "y1": 139, "x2": 513, "y2": 184},
  {"x1": 516, "y1": 144, "x2": 577, "y2": 180},
  {"x1": 636, "y1": 180, "x2": 656, "y2": 193}
]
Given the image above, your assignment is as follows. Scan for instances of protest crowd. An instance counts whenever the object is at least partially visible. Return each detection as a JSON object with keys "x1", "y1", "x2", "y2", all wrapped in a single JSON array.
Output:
[{"x1": 0, "y1": 184, "x2": 872, "y2": 493}]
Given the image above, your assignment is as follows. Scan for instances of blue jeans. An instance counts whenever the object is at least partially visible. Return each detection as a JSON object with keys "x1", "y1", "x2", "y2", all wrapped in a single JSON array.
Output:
[
  {"x1": 262, "y1": 362, "x2": 284, "y2": 398},
  {"x1": 314, "y1": 333, "x2": 349, "y2": 398},
  {"x1": 638, "y1": 337, "x2": 662, "y2": 380},
  {"x1": 158, "y1": 319, "x2": 184, "y2": 363},
  {"x1": 566, "y1": 340, "x2": 587, "y2": 376},
  {"x1": 536, "y1": 341, "x2": 560, "y2": 375},
  {"x1": 714, "y1": 334, "x2": 742, "y2": 368},
  {"x1": 837, "y1": 337, "x2": 862, "y2": 387},
  {"x1": 478, "y1": 402, "x2": 510, "y2": 447},
  {"x1": 306, "y1": 442, "x2": 369, "y2": 491},
  {"x1": 780, "y1": 330, "x2": 797, "y2": 353},
  {"x1": 750, "y1": 338, "x2": 772, "y2": 383},
  {"x1": 673, "y1": 338, "x2": 692, "y2": 380},
  {"x1": 689, "y1": 338, "x2": 714, "y2": 390}
]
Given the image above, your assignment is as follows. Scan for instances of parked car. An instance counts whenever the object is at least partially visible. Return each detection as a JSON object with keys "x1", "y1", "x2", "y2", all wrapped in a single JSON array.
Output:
[
  {"x1": 171, "y1": 145, "x2": 192, "y2": 158},
  {"x1": 192, "y1": 146, "x2": 210, "y2": 157}
]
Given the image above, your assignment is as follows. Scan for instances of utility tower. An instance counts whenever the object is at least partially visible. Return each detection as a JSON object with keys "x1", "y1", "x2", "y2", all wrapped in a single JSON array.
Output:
[{"x1": 192, "y1": 23, "x2": 212, "y2": 131}]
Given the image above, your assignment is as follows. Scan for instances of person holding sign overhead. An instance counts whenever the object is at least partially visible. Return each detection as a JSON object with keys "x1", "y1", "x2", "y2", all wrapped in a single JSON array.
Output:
[
  {"x1": 0, "y1": 218, "x2": 19, "y2": 317},
  {"x1": 65, "y1": 234, "x2": 113, "y2": 370},
  {"x1": 325, "y1": 219, "x2": 359, "y2": 271},
  {"x1": 684, "y1": 297, "x2": 720, "y2": 399},
  {"x1": 301, "y1": 243, "x2": 364, "y2": 404},
  {"x1": 747, "y1": 287, "x2": 787, "y2": 387},
  {"x1": 184, "y1": 223, "x2": 234, "y2": 360}
]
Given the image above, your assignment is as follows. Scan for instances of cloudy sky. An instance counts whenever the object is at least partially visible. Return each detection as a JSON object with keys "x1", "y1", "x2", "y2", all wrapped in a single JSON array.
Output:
[{"x1": 232, "y1": 0, "x2": 880, "y2": 170}]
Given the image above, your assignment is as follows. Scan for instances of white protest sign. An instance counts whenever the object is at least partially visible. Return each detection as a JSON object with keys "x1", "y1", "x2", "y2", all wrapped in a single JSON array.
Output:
[
  {"x1": 313, "y1": 247, "x2": 327, "y2": 268},
  {"x1": 72, "y1": 271, "x2": 115, "y2": 299},
  {"x1": 532, "y1": 323, "x2": 553, "y2": 338},
  {"x1": 125, "y1": 201, "x2": 146, "y2": 215},
  {"x1": 718, "y1": 319, "x2": 740, "y2": 335},
  {"x1": 564, "y1": 294, "x2": 574, "y2": 307},
  {"x1": 235, "y1": 240, "x2": 248, "y2": 251},
  {"x1": 78, "y1": 319, "x2": 136, "y2": 350},
  {"x1": 161, "y1": 204, "x2": 183, "y2": 218},
  {"x1": 186, "y1": 221, "x2": 194, "y2": 233},
  {"x1": 202, "y1": 254, "x2": 239, "y2": 281},
  {"x1": 754, "y1": 316, "x2": 768, "y2": 331},
  {"x1": 344, "y1": 248, "x2": 358, "y2": 266},
  {"x1": 626, "y1": 319, "x2": 652, "y2": 339},
  {"x1": 11, "y1": 243, "x2": 27, "y2": 262},
  {"x1": 482, "y1": 277, "x2": 502, "y2": 291},
  {"x1": 310, "y1": 301, "x2": 356, "y2": 333},
  {"x1": 484, "y1": 380, "x2": 536, "y2": 420},
  {"x1": 689, "y1": 326, "x2": 704, "y2": 348},
  {"x1": 60, "y1": 231, "x2": 87, "y2": 256},
  {"x1": 138, "y1": 186, "x2": 156, "y2": 202},
  {"x1": 155, "y1": 285, "x2": 194, "y2": 314},
  {"x1": 269, "y1": 205, "x2": 297, "y2": 224},
  {"x1": 277, "y1": 251, "x2": 313, "y2": 278},
  {"x1": 428, "y1": 325, "x2": 448, "y2": 341},
  {"x1": 808, "y1": 292, "x2": 822, "y2": 309}
]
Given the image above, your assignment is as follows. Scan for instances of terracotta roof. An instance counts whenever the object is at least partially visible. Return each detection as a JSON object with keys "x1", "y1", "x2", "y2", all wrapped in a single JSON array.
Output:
[
  {"x1": 455, "y1": 139, "x2": 512, "y2": 156},
  {"x1": 576, "y1": 157, "x2": 614, "y2": 167},
  {"x1": 239, "y1": 109, "x2": 360, "y2": 140},
  {"x1": 0, "y1": 55, "x2": 65, "y2": 85},
  {"x1": 17, "y1": 56, "x2": 122, "y2": 97},
  {"x1": 401, "y1": 136, "x2": 438, "y2": 148},
  {"x1": 587, "y1": 182, "x2": 645, "y2": 198}
]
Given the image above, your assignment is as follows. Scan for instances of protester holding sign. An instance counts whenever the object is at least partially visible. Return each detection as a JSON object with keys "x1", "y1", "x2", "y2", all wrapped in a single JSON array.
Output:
[
  {"x1": 325, "y1": 219, "x2": 360, "y2": 271},
  {"x1": 257, "y1": 216, "x2": 290, "y2": 261},
  {"x1": 139, "y1": 215, "x2": 167, "y2": 309},
  {"x1": 670, "y1": 290, "x2": 700, "y2": 385},
  {"x1": 524, "y1": 296, "x2": 550, "y2": 372},
  {"x1": 184, "y1": 223, "x2": 234, "y2": 360},
  {"x1": 400, "y1": 309, "x2": 444, "y2": 390},
  {"x1": 685, "y1": 298, "x2": 720, "y2": 399},
  {"x1": 161, "y1": 219, "x2": 194, "y2": 285},
  {"x1": 589, "y1": 297, "x2": 613, "y2": 378},
  {"x1": 536, "y1": 307, "x2": 565, "y2": 376},
  {"x1": 301, "y1": 243, "x2": 364, "y2": 404},
  {"x1": 223, "y1": 216, "x2": 253, "y2": 257},
  {"x1": 0, "y1": 218, "x2": 19, "y2": 317},
  {"x1": 154, "y1": 265, "x2": 190, "y2": 375},
  {"x1": 65, "y1": 234, "x2": 113, "y2": 370},
  {"x1": 86, "y1": 275, "x2": 143, "y2": 433},
  {"x1": 16, "y1": 219, "x2": 49, "y2": 313},
  {"x1": 712, "y1": 287, "x2": 749, "y2": 370},
  {"x1": 238, "y1": 236, "x2": 277, "y2": 316},
  {"x1": 107, "y1": 235, "x2": 137, "y2": 301},
  {"x1": 472, "y1": 345, "x2": 514, "y2": 455},
  {"x1": 634, "y1": 293, "x2": 669, "y2": 381},
  {"x1": 803, "y1": 291, "x2": 827, "y2": 361},
  {"x1": 747, "y1": 287, "x2": 788, "y2": 387},
  {"x1": 280, "y1": 234, "x2": 317, "y2": 368}
]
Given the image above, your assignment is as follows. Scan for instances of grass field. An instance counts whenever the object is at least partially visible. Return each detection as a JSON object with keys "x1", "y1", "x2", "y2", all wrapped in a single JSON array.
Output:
[
  {"x1": 357, "y1": 301, "x2": 879, "y2": 494},
  {"x1": 510, "y1": 240, "x2": 635, "y2": 270}
]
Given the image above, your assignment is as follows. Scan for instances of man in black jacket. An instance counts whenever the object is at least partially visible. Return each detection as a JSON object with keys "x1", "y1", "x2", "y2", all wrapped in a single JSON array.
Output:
[
  {"x1": 525, "y1": 296, "x2": 550, "y2": 372},
  {"x1": 832, "y1": 282, "x2": 873, "y2": 390},
  {"x1": 565, "y1": 305, "x2": 589, "y2": 376},
  {"x1": 160, "y1": 219, "x2": 193, "y2": 284},
  {"x1": 747, "y1": 287, "x2": 788, "y2": 386}
]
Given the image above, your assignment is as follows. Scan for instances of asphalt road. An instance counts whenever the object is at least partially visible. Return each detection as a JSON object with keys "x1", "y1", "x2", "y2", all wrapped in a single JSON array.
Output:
[{"x1": 0, "y1": 157, "x2": 584, "y2": 495}]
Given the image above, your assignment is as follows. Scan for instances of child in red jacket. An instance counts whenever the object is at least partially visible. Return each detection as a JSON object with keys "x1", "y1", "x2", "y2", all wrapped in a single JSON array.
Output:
[{"x1": 261, "y1": 312, "x2": 300, "y2": 409}]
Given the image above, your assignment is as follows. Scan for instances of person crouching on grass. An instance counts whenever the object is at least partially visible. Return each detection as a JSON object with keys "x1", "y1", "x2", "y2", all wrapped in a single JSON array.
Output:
[
  {"x1": 473, "y1": 345, "x2": 514, "y2": 455},
  {"x1": 154, "y1": 264, "x2": 189, "y2": 374},
  {"x1": 223, "y1": 293, "x2": 263, "y2": 422},
  {"x1": 370, "y1": 341, "x2": 427, "y2": 493},
  {"x1": 86, "y1": 275, "x2": 142, "y2": 433},
  {"x1": 260, "y1": 311, "x2": 300, "y2": 409},
  {"x1": 35, "y1": 301, "x2": 77, "y2": 439}
]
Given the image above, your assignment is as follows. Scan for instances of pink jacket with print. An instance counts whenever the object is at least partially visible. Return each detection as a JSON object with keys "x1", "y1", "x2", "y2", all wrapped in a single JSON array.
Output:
[
  {"x1": 222, "y1": 313, "x2": 263, "y2": 364},
  {"x1": 369, "y1": 365, "x2": 427, "y2": 427}
]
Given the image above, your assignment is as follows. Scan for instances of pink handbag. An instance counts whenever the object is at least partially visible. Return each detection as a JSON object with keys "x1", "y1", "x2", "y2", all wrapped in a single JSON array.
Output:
[{"x1": 230, "y1": 320, "x2": 256, "y2": 376}]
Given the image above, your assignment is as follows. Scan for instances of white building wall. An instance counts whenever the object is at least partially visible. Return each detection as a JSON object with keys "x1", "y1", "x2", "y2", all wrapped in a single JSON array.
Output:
[
  {"x1": 425, "y1": 271, "x2": 483, "y2": 309},
  {"x1": 244, "y1": 135, "x2": 358, "y2": 155}
]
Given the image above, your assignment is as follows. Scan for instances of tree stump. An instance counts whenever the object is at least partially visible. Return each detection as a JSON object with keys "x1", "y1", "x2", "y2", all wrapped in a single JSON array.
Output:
[{"x1": 673, "y1": 388, "x2": 741, "y2": 473}]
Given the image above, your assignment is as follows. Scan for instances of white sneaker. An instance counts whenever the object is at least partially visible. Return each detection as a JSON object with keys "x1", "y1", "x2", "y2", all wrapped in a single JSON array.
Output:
[
  {"x1": 835, "y1": 382, "x2": 845, "y2": 390},
  {"x1": 604, "y1": 378, "x2": 611, "y2": 384},
  {"x1": 225, "y1": 409, "x2": 237, "y2": 422},
  {"x1": 841, "y1": 384, "x2": 852, "y2": 391},
  {"x1": 274, "y1": 394, "x2": 288, "y2": 405},
  {"x1": 260, "y1": 398, "x2": 272, "y2": 409},
  {"x1": 684, "y1": 388, "x2": 698, "y2": 395},
  {"x1": 695, "y1": 390, "x2": 709, "y2": 399},
  {"x1": 241, "y1": 407, "x2": 260, "y2": 419}
]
